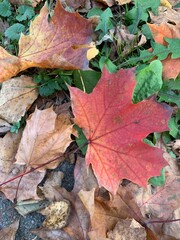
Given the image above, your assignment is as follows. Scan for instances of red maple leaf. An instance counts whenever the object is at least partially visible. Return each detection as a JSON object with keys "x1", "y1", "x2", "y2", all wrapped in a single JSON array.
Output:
[{"x1": 69, "y1": 68, "x2": 172, "y2": 194}]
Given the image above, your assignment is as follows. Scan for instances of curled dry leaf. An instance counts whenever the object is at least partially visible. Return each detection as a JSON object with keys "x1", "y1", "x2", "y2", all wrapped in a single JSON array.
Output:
[
  {"x1": 15, "y1": 108, "x2": 74, "y2": 170},
  {"x1": 0, "y1": 220, "x2": 19, "y2": 240},
  {"x1": 117, "y1": 0, "x2": 132, "y2": 5},
  {"x1": 0, "y1": 75, "x2": 38, "y2": 123},
  {"x1": 69, "y1": 67, "x2": 172, "y2": 194},
  {"x1": 96, "y1": 0, "x2": 115, "y2": 7},
  {"x1": 0, "y1": 119, "x2": 11, "y2": 136},
  {"x1": 0, "y1": 0, "x2": 93, "y2": 83}
]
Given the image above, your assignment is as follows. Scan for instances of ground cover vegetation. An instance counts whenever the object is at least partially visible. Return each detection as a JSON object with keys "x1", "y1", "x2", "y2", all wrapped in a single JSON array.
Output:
[{"x1": 0, "y1": 0, "x2": 180, "y2": 239}]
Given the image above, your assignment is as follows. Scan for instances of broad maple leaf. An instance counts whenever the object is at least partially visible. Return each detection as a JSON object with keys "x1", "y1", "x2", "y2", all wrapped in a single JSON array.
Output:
[
  {"x1": 148, "y1": 23, "x2": 180, "y2": 79},
  {"x1": 0, "y1": 0, "x2": 92, "y2": 83},
  {"x1": 69, "y1": 68, "x2": 172, "y2": 194}
]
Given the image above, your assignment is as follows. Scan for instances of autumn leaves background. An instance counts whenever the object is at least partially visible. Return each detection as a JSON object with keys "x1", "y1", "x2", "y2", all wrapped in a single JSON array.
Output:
[{"x1": 0, "y1": 0, "x2": 180, "y2": 239}]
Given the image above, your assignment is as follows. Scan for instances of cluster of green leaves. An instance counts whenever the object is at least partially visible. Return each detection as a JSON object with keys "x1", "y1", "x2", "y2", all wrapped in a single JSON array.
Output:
[
  {"x1": 33, "y1": 70, "x2": 73, "y2": 97},
  {"x1": 0, "y1": 0, "x2": 35, "y2": 52}
]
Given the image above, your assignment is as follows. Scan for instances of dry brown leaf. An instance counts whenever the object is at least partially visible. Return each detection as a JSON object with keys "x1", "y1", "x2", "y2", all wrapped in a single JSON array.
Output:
[
  {"x1": 0, "y1": 75, "x2": 38, "y2": 123},
  {"x1": 0, "y1": 119, "x2": 11, "y2": 136},
  {"x1": 107, "y1": 219, "x2": 146, "y2": 240},
  {"x1": 96, "y1": 0, "x2": 115, "y2": 6},
  {"x1": 79, "y1": 187, "x2": 144, "y2": 239},
  {"x1": 73, "y1": 157, "x2": 98, "y2": 194},
  {"x1": 0, "y1": 164, "x2": 45, "y2": 201},
  {"x1": 163, "y1": 207, "x2": 180, "y2": 239},
  {"x1": 41, "y1": 201, "x2": 70, "y2": 229},
  {"x1": 0, "y1": 132, "x2": 22, "y2": 173},
  {"x1": 31, "y1": 228, "x2": 75, "y2": 240},
  {"x1": 116, "y1": 0, "x2": 132, "y2": 5},
  {"x1": 15, "y1": 108, "x2": 74, "y2": 170},
  {"x1": 0, "y1": 220, "x2": 19, "y2": 240},
  {"x1": 0, "y1": 1, "x2": 93, "y2": 83},
  {"x1": 9, "y1": 0, "x2": 42, "y2": 7},
  {"x1": 41, "y1": 171, "x2": 64, "y2": 200},
  {"x1": 149, "y1": 6, "x2": 180, "y2": 25}
]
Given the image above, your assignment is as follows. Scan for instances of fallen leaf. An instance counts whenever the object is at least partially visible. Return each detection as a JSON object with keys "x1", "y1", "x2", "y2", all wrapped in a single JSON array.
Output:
[
  {"x1": 160, "y1": 0, "x2": 172, "y2": 8},
  {"x1": 148, "y1": 23, "x2": 180, "y2": 79},
  {"x1": 96, "y1": 0, "x2": 115, "y2": 7},
  {"x1": 0, "y1": 75, "x2": 38, "y2": 123},
  {"x1": 69, "y1": 68, "x2": 172, "y2": 194},
  {"x1": 0, "y1": 119, "x2": 11, "y2": 136},
  {"x1": 9, "y1": 0, "x2": 42, "y2": 7},
  {"x1": 79, "y1": 187, "x2": 144, "y2": 239},
  {"x1": 0, "y1": 132, "x2": 22, "y2": 173},
  {"x1": 0, "y1": 220, "x2": 19, "y2": 240},
  {"x1": 15, "y1": 108, "x2": 74, "y2": 170},
  {"x1": 0, "y1": 0, "x2": 93, "y2": 83},
  {"x1": 149, "y1": 6, "x2": 180, "y2": 25},
  {"x1": 0, "y1": 164, "x2": 45, "y2": 201},
  {"x1": 34, "y1": 187, "x2": 91, "y2": 240},
  {"x1": 107, "y1": 219, "x2": 146, "y2": 240},
  {"x1": 41, "y1": 171, "x2": 64, "y2": 200},
  {"x1": 73, "y1": 157, "x2": 98, "y2": 194},
  {"x1": 117, "y1": 0, "x2": 132, "y2": 5}
]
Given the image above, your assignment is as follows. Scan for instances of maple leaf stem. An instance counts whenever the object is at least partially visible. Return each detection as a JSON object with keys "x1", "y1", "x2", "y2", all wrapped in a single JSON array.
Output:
[
  {"x1": 147, "y1": 218, "x2": 180, "y2": 224},
  {"x1": 0, "y1": 141, "x2": 89, "y2": 188}
]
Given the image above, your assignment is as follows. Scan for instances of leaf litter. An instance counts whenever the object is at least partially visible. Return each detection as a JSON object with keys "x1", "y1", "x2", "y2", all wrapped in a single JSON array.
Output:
[{"x1": 0, "y1": 0, "x2": 180, "y2": 239}]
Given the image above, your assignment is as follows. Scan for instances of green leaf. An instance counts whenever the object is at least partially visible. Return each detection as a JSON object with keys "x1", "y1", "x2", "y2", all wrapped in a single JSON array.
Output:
[
  {"x1": 10, "y1": 121, "x2": 21, "y2": 133},
  {"x1": 133, "y1": 60, "x2": 163, "y2": 103},
  {"x1": 149, "y1": 168, "x2": 165, "y2": 187},
  {"x1": 165, "y1": 38, "x2": 180, "y2": 59},
  {"x1": 75, "y1": 126, "x2": 88, "y2": 155},
  {"x1": 5, "y1": 23, "x2": 25, "y2": 40},
  {"x1": 0, "y1": 0, "x2": 11, "y2": 17},
  {"x1": 151, "y1": 42, "x2": 170, "y2": 60},
  {"x1": 16, "y1": 5, "x2": 35, "y2": 22},
  {"x1": 168, "y1": 117, "x2": 179, "y2": 138},
  {"x1": 99, "y1": 56, "x2": 117, "y2": 73},
  {"x1": 158, "y1": 79, "x2": 180, "y2": 107},
  {"x1": 87, "y1": 7, "x2": 103, "y2": 18},
  {"x1": 96, "y1": 8, "x2": 114, "y2": 38},
  {"x1": 73, "y1": 70, "x2": 101, "y2": 93}
]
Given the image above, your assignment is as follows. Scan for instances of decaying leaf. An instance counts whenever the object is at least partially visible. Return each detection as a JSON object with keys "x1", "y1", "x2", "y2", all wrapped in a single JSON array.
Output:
[
  {"x1": 0, "y1": 75, "x2": 38, "y2": 123},
  {"x1": 0, "y1": 220, "x2": 19, "y2": 240},
  {"x1": 0, "y1": 0, "x2": 93, "y2": 83},
  {"x1": 15, "y1": 108, "x2": 74, "y2": 170},
  {"x1": 96, "y1": 0, "x2": 115, "y2": 7},
  {"x1": 0, "y1": 119, "x2": 11, "y2": 136},
  {"x1": 107, "y1": 219, "x2": 146, "y2": 240},
  {"x1": 0, "y1": 132, "x2": 22, "y2": 173},
  {"x1": 41, "y1": 201, "x2": 70, "y2": 229},
  {"x1": 69, "y1": 67, "x2": 172, "y2": 194},
  {"x1": 73, "y1": 157, "x2": 98, "y2": 194},
  {"x1": 0, "y1": 164, "x2": 45, "y2": 201}
]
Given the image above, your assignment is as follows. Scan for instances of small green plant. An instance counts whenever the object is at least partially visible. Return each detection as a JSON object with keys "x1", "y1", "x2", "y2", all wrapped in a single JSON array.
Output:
[{"x1": 33, "y1": 70, "x2": 73, "y2": 97}]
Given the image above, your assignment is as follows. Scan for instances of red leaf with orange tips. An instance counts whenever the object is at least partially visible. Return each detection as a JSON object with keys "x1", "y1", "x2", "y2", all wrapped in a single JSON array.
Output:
[{"x1": 69, "y1": 68, "x2": 172, "y2": 194}]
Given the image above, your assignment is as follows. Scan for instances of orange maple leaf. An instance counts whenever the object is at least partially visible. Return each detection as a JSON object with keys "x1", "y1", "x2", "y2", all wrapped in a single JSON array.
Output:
[
  {"x1": 148, "y1": 23, "x2": 180, "y2": 79},
  {"x1": 0, "y1": 0, "x2": 92, "y2": 83}
]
